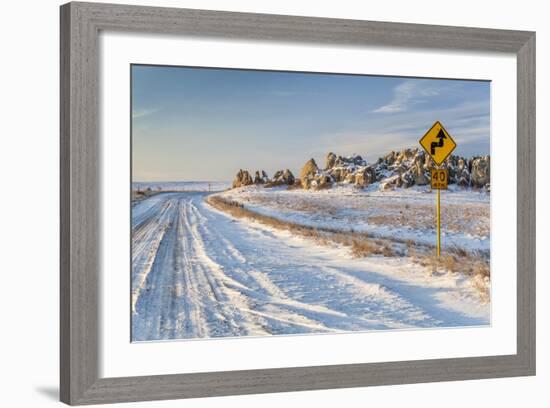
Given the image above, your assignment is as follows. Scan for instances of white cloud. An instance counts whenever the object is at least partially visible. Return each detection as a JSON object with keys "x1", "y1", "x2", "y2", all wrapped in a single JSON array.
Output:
[
  {"x1": 372, "y1": 80, "x2": 441, "y2": 113},
  {"x1": 132, "y1": 108, "x2": 161, "y2": 119}
]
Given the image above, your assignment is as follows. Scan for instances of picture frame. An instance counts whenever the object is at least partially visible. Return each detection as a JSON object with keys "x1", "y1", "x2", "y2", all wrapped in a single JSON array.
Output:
[{"x1": 60, "y1": 1, "x2": 536, "y2": 405}]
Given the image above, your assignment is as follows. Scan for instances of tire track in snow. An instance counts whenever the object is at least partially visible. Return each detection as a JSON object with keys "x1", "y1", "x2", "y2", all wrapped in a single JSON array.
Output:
[
  {"x1": 131, "y1": 197, "x2": 175, "y2": 313},
  {"x1": 179, "y1": 199, "x2": 249, "y2": 337},
  {"x1": 173, "y1": 200, "x2": 207, "y2": 338},
  {"x1": 189, "y1": 200, "x2": 347, "y2": 334},
  {"x1": 133, "y1": 199, "x2": 180, "y2": 340}
]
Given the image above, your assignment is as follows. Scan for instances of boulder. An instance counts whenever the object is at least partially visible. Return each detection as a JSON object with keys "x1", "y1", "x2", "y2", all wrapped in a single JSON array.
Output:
[
  {"x1": 253, "y1": 170, "x2": 264, "y2": 184},
  {"x1": 400, "y1": 170, "x2": 415, "y2": 188},
  {"x1": 455, "y1": 158, "x2": 470, "y2": 187},
  {"x1": 383, "y1": 151, "x2": 397, "y2": 166},
  {"x1": 330, "y1": 155, "x2": 367, "y2": 172},
  {"x1": 395, "y1": 174, "x2": 403, "y2": 187},
  {"x1": 325, "y1": 152, "x2": 337, "y2": 170},
  {"x1": 355, "y1": 166, "x2": 376, "y2": 187},
  {"x1": 335, "y1": 154, "x2": 365, "y2": 167},
  {"x1": 330, "y1": 168, "x2": 344, "y2": 182},
  {"x1": 423, "y1": 154, "x2": 434, "y2": 171},
  {"x1": 410, "y1": 161, "x2": 428, "y2": 186},
  {"x1": 380, "y1": 174, "x2": 400, "y2": 190},
  {"x1": 471, "y1": 156, "x2": 490, "y2": 188},
  {"x1": 282, "y1": 169, "x2": 295, "y2": 185},
  {"x1": 266, "y1": 169, "x2": 295, "y2": 187},
  {"x1": 313, "y1": 174, "x2": 333, "y2": 190},
  {"x1": 395, "y1": 148, "x2": 416, "y2": 164},
  {"x1": 343, "y1": 172, "x2": 356, "y2": 184},
  {"x1": 300, "y1": 158, "x2": 319, "y2": 189},
  {"x1": 232, "y1": 169, "x2": 253, "y2": 188},
  {"x1": 395, "y1": 164, "x2": 408, "y2": 175},
  {"x1": 413, "y1": 168, "x2": 429, "y2": 186}
]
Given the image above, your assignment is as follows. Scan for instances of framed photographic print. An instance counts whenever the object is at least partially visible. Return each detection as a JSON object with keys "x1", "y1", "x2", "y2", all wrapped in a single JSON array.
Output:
[{"x1": 60, "y1": 2, "x2": 535, "y2": 405}]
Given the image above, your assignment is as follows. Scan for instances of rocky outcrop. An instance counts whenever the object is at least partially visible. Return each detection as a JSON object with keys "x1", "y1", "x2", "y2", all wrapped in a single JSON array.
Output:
[
  {"x1": 300, "y1": 159, "x2": 319, "y2": 189},
  {"x1": 455, "y1": 158, "x2": 470, "y2": 187},
  {"x1": 232, "y1": 169, "x2": 253, "y2": 188},
  {"x1": 408, "y1": 151, "x2": 429, "y2": 186},
  {"x1": 325, "y1": 152, "x2": 337, "y2": 170},
  {"x1": 233, "y1": 168, "x2": 295, "y2": 188},
  {"x1": 268, "y1": 169, "x2": 295, "y2": 186},
  {"x1": 355, "y1": 166, "x2": 377, "y2": 187},
  {"x1": 304, "y1": 148, "x2": 489, "y2": 191},
  {"x1": 470, "y1": 156, "x2": 490, "y2": 189},
  {"x1": 253, "y1": 170, "x2": 269, "y2": 184},
  {"x1": 231, "y1": 148, "x2": 490, "y2": 191}
]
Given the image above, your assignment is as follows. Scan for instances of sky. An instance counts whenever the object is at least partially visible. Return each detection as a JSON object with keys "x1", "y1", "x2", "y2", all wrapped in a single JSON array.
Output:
[{"x1": 132, "y1": 65, "x2": 490, "y2": 182}]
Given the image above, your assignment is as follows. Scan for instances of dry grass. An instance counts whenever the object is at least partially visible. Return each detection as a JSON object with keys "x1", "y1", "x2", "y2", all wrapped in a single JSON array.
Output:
[
  {"x1": 410, "y1": 251, "x2": 490, "y2": 302},
  {"x1": 472, "y1": 274, "x2": 491, "y2": 303},
  {"x1": 474, "y1": 261, "x2": 490, "y2": 278},
  {"x1": 382, "y1": 245, "x2": 395, "y2": 257},
  {"x1": 439, "y1": 254, "x2": 457, "y2": 271},
  {"x1": 403, "y1": 237, "x2": 490, "y2": 302},
  {"x1": 412, "y1": 251, "x2": 489, "y2": 277},
  {"x1": 207, "y1": 195, "x2": 396, "y2": 259},
  {"x1": 350, "y1": 239, "x2": 377, "y2": 257},
  {"x1": 449, "y1": 245, "x2": 468, "y2": 258}
]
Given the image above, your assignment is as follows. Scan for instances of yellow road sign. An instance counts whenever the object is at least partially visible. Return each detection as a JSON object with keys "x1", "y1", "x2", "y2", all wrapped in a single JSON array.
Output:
[
  {"x1": 419, "y1": 121, "x2": 457, "y2": 165},
  {"x1": 431, "y1": 168, "x2": 448, "y2": 190}
]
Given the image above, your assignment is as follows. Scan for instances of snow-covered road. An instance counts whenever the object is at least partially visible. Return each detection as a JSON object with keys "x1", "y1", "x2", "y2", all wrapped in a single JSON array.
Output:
[{"x1": 132, "y1": 192, "x2": 489, "y2": 342}]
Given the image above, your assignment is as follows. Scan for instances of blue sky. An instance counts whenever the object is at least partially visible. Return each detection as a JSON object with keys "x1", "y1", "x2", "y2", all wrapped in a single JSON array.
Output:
[{"x1": 132, "y1": 65, "x2": 490, "y2": 182}]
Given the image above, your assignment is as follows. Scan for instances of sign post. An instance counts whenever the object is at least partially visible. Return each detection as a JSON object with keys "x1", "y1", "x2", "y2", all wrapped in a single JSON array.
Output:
[
  {"x1": 437, "y1": 188, "x2": 441, "y2": 258},
  {"x1": 430, "y1": 168, "x2": 448, "y2": 257},
  {"x1": 420, "y1": 121, "x2": 456, "y2": 258}
]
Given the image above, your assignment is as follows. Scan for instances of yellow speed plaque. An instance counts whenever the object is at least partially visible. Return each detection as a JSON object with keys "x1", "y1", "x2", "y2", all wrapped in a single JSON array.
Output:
[{"x1": 431, "y1": 168, "x2": 448, "y2": 190}]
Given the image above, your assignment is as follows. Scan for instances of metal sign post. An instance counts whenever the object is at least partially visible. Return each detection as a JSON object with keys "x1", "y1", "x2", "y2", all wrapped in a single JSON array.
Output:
[
  {"x1": 431, "y1": 168, "x2": 448, "y2": 257},
  {"x1": 437, "y1": 187, "x2": 441, "y2": 257},
  {"x1": 420, "y1": 122, "x2": 456, "y2": 258}
]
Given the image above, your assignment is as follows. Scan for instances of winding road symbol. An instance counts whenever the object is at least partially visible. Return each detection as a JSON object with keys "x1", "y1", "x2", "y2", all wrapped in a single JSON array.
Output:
[
  {"x1": 430, "y1": 129, "x2": 447, "y2": 155},
  {"x1": 419, "y1": 121, "x2": 456, "y2": 166}
]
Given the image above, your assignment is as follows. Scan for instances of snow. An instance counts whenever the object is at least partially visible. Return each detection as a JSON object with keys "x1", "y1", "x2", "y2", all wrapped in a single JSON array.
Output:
[
  {"x1": 133, "y1": 181, "x2": 231, "y2": 192},
  {"x1": 132, "y1": 191, "x2": 489, "y2": 342},
  {"x1": 218, "y1": 184, "x2": 490, "y2": 254}
]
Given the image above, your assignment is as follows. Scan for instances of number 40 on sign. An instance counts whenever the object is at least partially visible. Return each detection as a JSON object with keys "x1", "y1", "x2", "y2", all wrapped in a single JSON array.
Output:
[{"x1": 431, "y1": 168, "x2": 448, "y2": 190}]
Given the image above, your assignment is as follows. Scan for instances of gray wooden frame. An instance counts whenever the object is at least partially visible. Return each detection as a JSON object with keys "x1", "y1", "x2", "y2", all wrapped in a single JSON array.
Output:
[{"x1": 60, "y1": 1, "x2": 536, "y2": 405}]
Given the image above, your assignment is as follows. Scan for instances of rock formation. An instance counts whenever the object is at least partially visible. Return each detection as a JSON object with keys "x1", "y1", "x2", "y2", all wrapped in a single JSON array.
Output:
[
  {"x1": 230, "y1": 148, "x2": 490, "y2": 191},
  {"x1": 470, "y1": 156, "x2": 490, "y2": 189},
  {"x1": 232, "y1": 169, "x2": 253, "y2": 188},
  {"x1": 325, "y1": 152, "x2": 337, "y2": 170},
  {"x1": 270, "y1": 169, "x2": 295, "y2": 186},
  {"x1": 253, "y1": 170, "x2": 269, "y2": 184},
  {"x1": 299, "y1": 159, "x2": 319, "y2": 189},
  {"x1": 455, "y1": 158, "x2": 470, "y2": 187}
]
